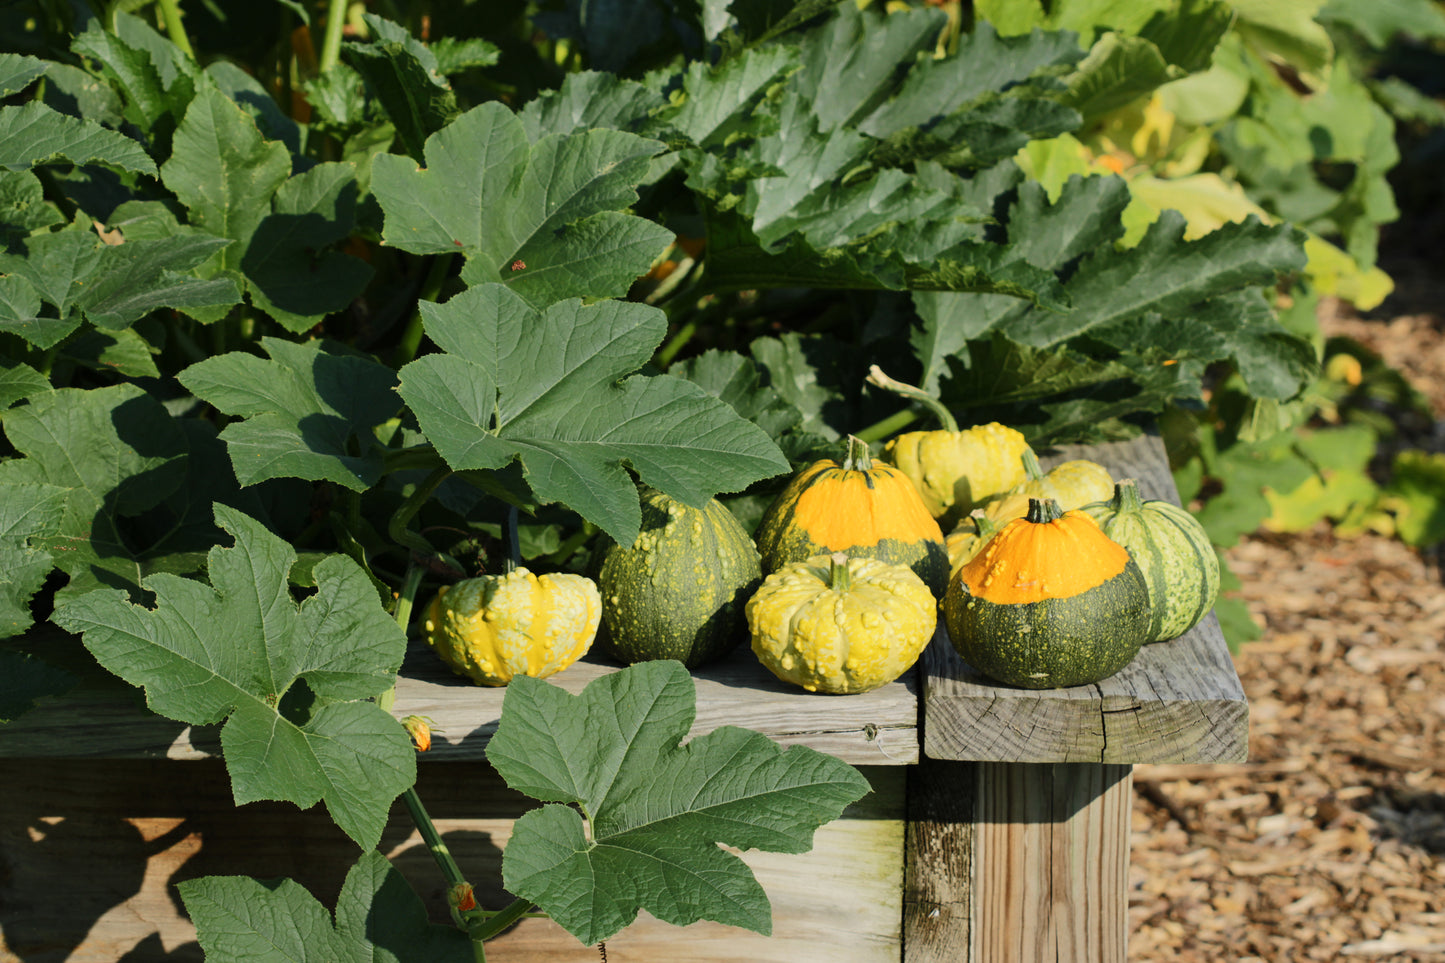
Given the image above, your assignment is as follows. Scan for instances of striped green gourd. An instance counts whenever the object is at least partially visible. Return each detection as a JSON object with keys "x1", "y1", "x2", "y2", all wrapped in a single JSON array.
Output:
[
  {"x1": 1081, "y1": 479, "x2": 1220, "y2": 643},
  {"x1": 593, "y1": 487, "x2": 763, "y2": 669}
]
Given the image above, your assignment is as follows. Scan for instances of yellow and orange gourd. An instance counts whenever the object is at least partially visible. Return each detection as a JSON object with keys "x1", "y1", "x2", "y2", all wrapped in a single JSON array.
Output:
[
  {"x1": 942, "y1": 497, "x2": 1150, "y2": 689},
  {"x1": 754, "y1": 434, "x2": 950, "y2": 596},
  {"x1": 748, "y1": 552, "x2": 937, "y2": 694},
  {"x1": 423, "y1": 568, "x2": 602, "y2": 687}
]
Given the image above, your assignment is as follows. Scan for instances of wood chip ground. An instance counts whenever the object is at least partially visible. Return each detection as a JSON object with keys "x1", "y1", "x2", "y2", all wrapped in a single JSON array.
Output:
[{"x1": 1128, "y1": 276, "x2": 1445, "y2": 962}]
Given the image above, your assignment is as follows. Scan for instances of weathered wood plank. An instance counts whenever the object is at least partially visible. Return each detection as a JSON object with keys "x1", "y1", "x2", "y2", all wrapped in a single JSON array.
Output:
[
  {"x1": 0, "y1": 759, "x2": 905, "y2": 963},
  {"x1": 901, "y1": 758, "x2": 974, "y2": 963},
  {"x1": 0, "y1": 637, "x2": 919, "y2": 766},
  {"x1": 922, "y1": 432, "x2": 1250, "y2": 765},
  {"x1": 971, "y1": 763, "x2": 1133, "y2": 963}
]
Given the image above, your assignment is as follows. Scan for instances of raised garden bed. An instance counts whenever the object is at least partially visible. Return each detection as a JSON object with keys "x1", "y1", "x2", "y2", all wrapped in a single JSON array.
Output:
[{"x1": 0, "y1": 432, "x2": 1247, "y2": 963}]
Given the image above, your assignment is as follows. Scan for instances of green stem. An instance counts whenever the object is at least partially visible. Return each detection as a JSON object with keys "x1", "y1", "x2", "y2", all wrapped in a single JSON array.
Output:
[
  {"x1": 864, "y1": 364, "x2": 958, "y2": 432},
  {"x1": 852, "y1": 408, "x2": 919, "y2": 445},
  {"x1": 388, "y1": 465, "x2": 454, "y2": 560},
  {"x1": 318, "y1": 0, "x2": 349, "y2": 72},
  {"x1": 155, "y1": 0, "x2": 195, "y2": 58},
  {"x1": 502, "y1": 505, "x2": 520, "y2": 575},
  {"x1": 394, "y1": 254, "x2": 455, "y2": 367},
  {"x1": 827, "y1": 552, "x2": 851, "y2": 593},
  {"x1": 470, "y1": 897, "x2": 535, "y2": 942},
  {"x1": 653, "y1": 321, "x2": 696, "y2": 369},
  {"x1": 392, "y1": 562, "x2": 426, "y2": 639},
  {"x1": 402, "y1": 789, "x2": 464, "y2": 882}
]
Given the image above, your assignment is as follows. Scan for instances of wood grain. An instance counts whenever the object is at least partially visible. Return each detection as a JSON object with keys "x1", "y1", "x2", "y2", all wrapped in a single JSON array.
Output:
[
  {"x1": 0, "y1": 638, "x2": 920, "y2": 766},
  {"x1": 923, "y1": 432, "x2": 1250, "y2": 765},
  {"x1": 971, "y1": 763, "x2": 1133, "y2": 963},
  {"x1": 0, "y1": 759, "x2": 905, "y2": 963},
  {"x1": 901, "y1": 758, "x2": 974, "y2": 963}
]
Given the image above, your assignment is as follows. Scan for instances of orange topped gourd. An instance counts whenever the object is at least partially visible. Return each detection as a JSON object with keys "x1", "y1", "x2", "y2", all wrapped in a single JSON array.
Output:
[
  {"x1": 755, "y1": 434, "x2": 950, "y2": 596},
  {"x1": 942, "y1": 497, "x2": 1150, "y2": 688}
]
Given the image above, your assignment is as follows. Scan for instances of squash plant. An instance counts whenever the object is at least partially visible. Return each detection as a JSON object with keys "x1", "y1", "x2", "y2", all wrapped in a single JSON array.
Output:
[{"x1": 0, "y1": 0, "x2": 1328, "y2": 956}]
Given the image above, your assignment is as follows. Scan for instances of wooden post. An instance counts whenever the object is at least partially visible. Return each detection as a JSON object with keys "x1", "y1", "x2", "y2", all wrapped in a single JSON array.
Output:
[
  {"x1": 972, "y1": 762, "x2": 1132, "y2": 963},
  {"x1": 903, "y1": 757, "x2": 974, "y2": 962}
]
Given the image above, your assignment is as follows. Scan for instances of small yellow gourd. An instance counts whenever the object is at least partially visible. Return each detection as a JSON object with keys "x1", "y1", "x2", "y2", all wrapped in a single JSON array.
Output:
[
  {"x1": 869, "y1": 366, "x2": 1030, "y2": 527},
  {"x1": 945, "y1": 491, "x2": 1032, "y2": 574},
  {"x1": 423, "y1": 568, "x2": 602, "y2": 686},
  {"x1": 747, "y1": 552, "x2": 936, "y2": 694},
  {"x1": 995, "y1": 448, "x2": 1114, "y2": 511}
]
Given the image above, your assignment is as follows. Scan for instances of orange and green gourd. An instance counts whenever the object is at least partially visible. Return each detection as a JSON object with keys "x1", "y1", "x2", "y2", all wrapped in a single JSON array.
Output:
[
  {"x1": 868, "y1": 365, "x2": 1030, "y2": 527},
  {"x1": 1081, "y1": 479, "x2": 1220, "y2": 643},
  {"x1": 942, "y1": 497, "x2": 1151, "y2": 689},
  {"x1": 748, "y1": 552, "x2": 937, "y2": 694},
  {"x1": 996, "y1": 448, "x2": 1115, "y2": 511},
  {"x1": 423, "y1": 568, "x2": 602, "y2": 687},
  {"x1": 593, "y1": 487, "x2": 762, "y2": 669},
  {"x1": 755, "y1": 434, "x2": 950, "y2": 596}
]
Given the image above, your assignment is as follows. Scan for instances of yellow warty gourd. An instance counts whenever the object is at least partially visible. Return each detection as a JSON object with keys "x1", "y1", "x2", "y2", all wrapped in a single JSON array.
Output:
[
  {"x1": 747, "y1": 553, "x2": 936, "y2": 694},
  {"x1": 868, "y1": 366, "x2": 1031, "y2": 527},
  {"x1": 996, "y1": 449, "x2": 1114, "y2": 511},
  {"x1": 423, "y1": 568, "x2": 602, "y2": 686}
]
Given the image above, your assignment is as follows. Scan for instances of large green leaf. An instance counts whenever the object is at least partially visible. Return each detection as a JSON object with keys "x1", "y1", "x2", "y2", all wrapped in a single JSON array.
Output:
[
  {"x1": 178, "y1": 851, "x2": 471, "y2": 962},
  {"x1": 372, "y1": 102, "x2": 672, "y2": 307},
  {"x1": 999, "y1": 211, "x2": 1307, "y2": 347},
  {"x1": 240, "y1": 162, "x2": 374, "y2": 333},
  {"x1": 0, "y1": 356, "x2": 49, "y2": 408},
  {"x1": 71, "y1": 17, "x2": 199, "y2": 145},
  {"x1": 0, "y1": 385, "x2": 271, "y2": 602},
  {"x1": 0, "y1": 169, "x2": 65, "y2": 241},
  {"x1": 0, "y1": 102, "x2": 156, "y2": 175},
  {"x1": 0, "y1": 222, "x2": 239, "y2": 333},
  {"x1": 53, "y1": 506, "x2": 413, "y2": 850},
  {"x1": 0, "y1": 482, "x2": 66, "y2": 638},
  {"x1": 343, "y1": 13, "x2": 459, "y2": 161},
  {"x1": 397, "y1": 283, "x2": 790, "y2": 546},
  {"x1": 0, "y1": 53, "x2": 47, "y2": 96},
  {"x1": 179, "y1": 338, "x2": 402, "y2": 491},
  {"x1": 160, "y1": 85, "x2": 291, "y2": 275},
  {"x1": 488, "y1": 660, "x2": 871, "y2": 945}
]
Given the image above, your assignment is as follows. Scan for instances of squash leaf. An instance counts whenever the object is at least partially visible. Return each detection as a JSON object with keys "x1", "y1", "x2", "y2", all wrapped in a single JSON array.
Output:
[
  {"x1": 178, "y1": 850, "x2": 471, "y2": 962},
  {"x1": 487, "y1": 660, "x2": 872, "y2": 945},
  {"x1": 51, "y1": 505, "x2": 413, "y2": 850},
  {"x1": 397, "y1": 283, "x2": 790, "y2": 547},
  {"x1": 179, "y1": 338, "x2": 402, "y2": 492},
  {"x1": 0, "y1": 482, "x2": 65, "y2": 638},
  {"x1": 371, "y1": 101, "x2": 673, "y2": 307}
]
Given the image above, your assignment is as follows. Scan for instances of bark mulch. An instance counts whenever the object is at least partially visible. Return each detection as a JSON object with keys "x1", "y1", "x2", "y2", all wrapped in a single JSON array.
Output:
[{"x1": 1127, "y1": 282, "x2": 1445, "y2": 962}]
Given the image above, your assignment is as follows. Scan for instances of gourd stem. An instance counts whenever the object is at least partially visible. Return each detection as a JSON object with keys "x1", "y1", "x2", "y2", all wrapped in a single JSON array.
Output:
[
  {"x1": 842, "y1": 434, "x2": 873, "y2": 472},
  {"x1": 1020, "y1": 447, "x2": 1045, "y2": 481},
  {"x1": 865, "y1": 365, "x2": 959, "y2": 432},
  {"x1": 1025, "y1": 497, "x2": 1064, "y2": 524},
  {"x1": 827, "y1": 552, "x2": 851, "y2": 593},
  {"x1": 1114, "y1": 478, "x2": 1142, "y2": 512}
]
